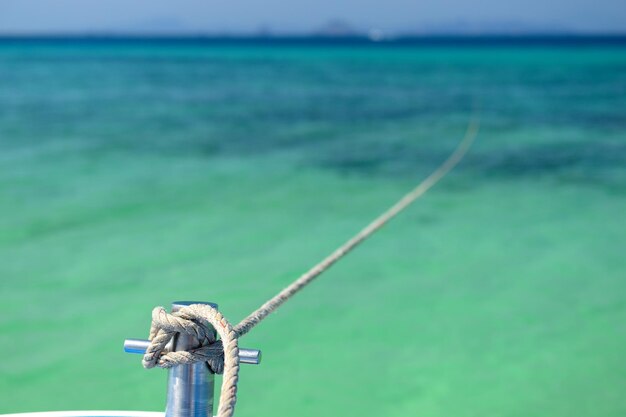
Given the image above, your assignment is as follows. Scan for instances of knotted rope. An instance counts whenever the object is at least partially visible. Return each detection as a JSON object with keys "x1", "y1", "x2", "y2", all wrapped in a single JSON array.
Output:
[
  {"x1": 143, "y1": 304, "x2": 240, "y2": 417},
  {"x1": 142, "y1": 118, "x2": 479, "y2": 417}
]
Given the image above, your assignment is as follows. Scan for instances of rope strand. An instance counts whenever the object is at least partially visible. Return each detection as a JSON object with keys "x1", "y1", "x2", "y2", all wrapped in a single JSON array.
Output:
[{"x1": 234, "y1": 116, "x2": 480, "y2": 337}]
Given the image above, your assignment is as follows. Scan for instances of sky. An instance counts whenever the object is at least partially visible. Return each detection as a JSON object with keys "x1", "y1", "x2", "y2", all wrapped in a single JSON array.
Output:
[{"x1": 0, "y1": 0, "x2": 625, "y2": 35}]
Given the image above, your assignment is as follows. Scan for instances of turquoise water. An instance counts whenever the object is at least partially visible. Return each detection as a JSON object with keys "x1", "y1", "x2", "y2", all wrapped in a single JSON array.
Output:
[{"x1": 0, "y1": 39, "x2": 625, "y2": 417}]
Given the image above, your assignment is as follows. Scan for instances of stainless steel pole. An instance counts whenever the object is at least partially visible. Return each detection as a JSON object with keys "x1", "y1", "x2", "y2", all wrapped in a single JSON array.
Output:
[{"x1": 165, "y1": 301, "x2": 218, "y2": 417}]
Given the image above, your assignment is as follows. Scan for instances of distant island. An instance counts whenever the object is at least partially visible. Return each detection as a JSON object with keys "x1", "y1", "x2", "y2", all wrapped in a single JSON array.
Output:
[{"x1": 1, "y1": 17, "x2": 625, "y2": 40}]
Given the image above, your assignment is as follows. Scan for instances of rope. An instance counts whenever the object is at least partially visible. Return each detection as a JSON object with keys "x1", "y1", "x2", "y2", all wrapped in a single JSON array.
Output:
[
  {"x1": 143, "y1": 117, "x2": 479, "y2": 417},
  {"x1": 234, "y1": 116, "x2": 479, "y2": 337},
  {"x1": 142, "y1": 306, "x2": 228, "y2": 373}
]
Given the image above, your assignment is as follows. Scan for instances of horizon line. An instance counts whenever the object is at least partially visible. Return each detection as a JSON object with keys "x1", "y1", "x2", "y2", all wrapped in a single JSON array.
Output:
[{"x1": 1, "y1": 32, "x2": 626, "y2": 39}]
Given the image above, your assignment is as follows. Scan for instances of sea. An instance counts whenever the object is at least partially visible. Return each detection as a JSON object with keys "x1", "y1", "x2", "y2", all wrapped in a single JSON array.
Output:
[{"x1": 0, "y1": 36, "x2": 625, "y2": 417}]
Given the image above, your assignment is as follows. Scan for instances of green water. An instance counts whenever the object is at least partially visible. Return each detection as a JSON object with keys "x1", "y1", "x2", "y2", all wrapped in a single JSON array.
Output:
[{"x1": 1, "y1": 40, "x2": 625, "y2": 417}]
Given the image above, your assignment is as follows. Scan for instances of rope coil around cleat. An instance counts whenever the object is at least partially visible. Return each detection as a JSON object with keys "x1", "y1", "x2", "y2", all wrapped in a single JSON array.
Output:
[
  {"x1": 143, "y1": 304, "x2": 240, "y2": 417},
  {"x1": 142, "y1": 117, "x2": 479, "y2": 417}
]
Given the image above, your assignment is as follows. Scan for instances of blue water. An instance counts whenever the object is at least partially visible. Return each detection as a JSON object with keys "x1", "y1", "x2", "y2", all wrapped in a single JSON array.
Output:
[{"x1": 0, "y1": 37, "x2": 625, "y2": 417}]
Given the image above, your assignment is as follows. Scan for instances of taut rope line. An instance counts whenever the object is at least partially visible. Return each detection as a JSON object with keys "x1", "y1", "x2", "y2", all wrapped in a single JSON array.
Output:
[
  {"x1": 234, "y1": 115, "x2": 480, "y2": 337},
  {"x1": 143, "y1": 116, "x2": 480, "y2": 417}
]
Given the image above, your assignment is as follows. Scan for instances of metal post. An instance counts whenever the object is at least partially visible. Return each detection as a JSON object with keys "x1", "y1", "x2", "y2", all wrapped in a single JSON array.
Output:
[{"x1": 166, "y1": 301, "x2": 217, "y2": 417}]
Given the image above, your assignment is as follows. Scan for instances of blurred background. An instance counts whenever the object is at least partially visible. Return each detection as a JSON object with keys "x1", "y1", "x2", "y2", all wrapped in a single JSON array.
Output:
[{"x1": 0, "y1": 1, "x2": 625, "y2": 417}]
